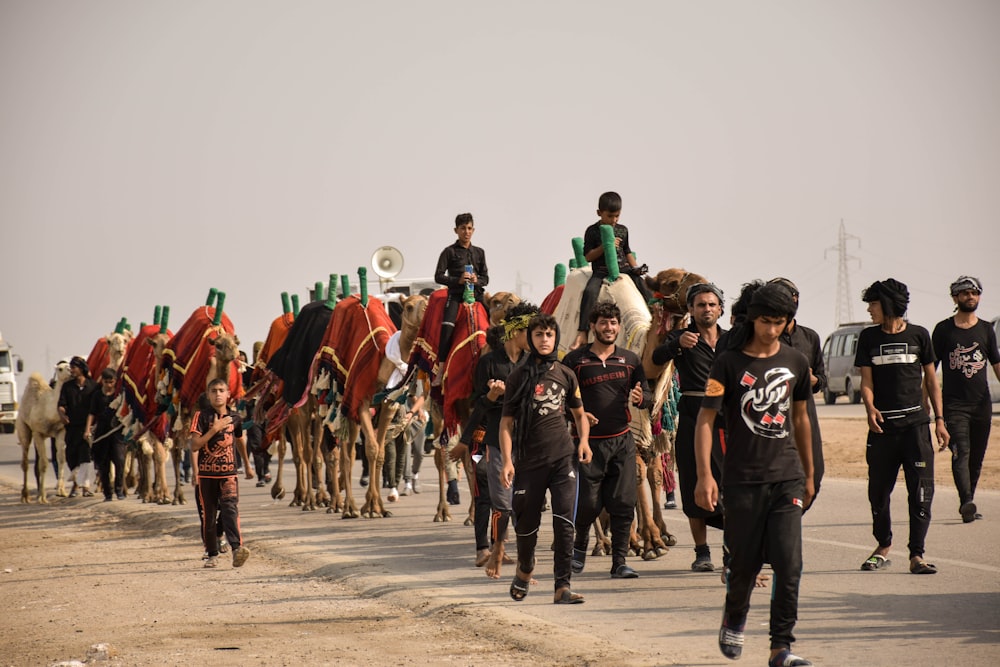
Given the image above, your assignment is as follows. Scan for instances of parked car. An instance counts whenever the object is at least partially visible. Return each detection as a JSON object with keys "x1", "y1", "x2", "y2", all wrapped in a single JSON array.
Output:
[{"x1": 821, "y1": 323, "x2": 867, "y2": 404}]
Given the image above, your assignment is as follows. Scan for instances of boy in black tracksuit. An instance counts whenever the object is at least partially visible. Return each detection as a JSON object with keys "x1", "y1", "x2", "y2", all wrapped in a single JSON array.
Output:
[
  {"x1": 562, "y1": 301, "x2": 651, "y2": 579},
  {"x1": 695, "y1": 284, "x2": 815, "y2": 667},
  {"x1": 500, "y1": 314, "x2": 591, "y2": 604}
]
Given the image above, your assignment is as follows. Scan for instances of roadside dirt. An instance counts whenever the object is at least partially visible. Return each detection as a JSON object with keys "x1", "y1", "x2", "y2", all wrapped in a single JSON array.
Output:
[{"x1": 1, "y1": 417, "x2": 996, "y2": 666}]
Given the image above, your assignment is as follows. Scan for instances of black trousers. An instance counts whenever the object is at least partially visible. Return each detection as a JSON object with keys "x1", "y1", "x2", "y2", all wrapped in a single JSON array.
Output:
[
  {"x1": 438, "y1": 292, "x2": 485, "y2": 362},
  {"x1": 945, "y1": 404, "x2": 991, "y2": 508},
  {"x1": 675, "y1": 399, "x2": 726, "y2": 528},
  {"x1": 512, "y1": 454, "x2": 578, "y2": 591},
  {"x1": 866, "y1": 423, "x2": 935, "y2": 559},
  {"x1": 573, "y1": 432, "x2": 637, "y2": 569},
  {"x1": 92, "y1": 436, "x2": 126, "y2": 497},
  {"x1": 197, "y1": 476, "x2": 243, "y2": 557},
  {"x1": 724, "y1": 479, "x2": 805, "y2": 651},
  {"x1": 65, "y1": 425, "x2": 92, "y2": 469},
  {"x1": 473, "y1": 456, "x2": 492, "y2": 551}
]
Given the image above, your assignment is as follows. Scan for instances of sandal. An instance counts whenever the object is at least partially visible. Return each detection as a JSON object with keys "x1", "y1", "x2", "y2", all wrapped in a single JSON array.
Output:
[
  {"x1": 553, "y1": 588, "x2": 585, "y2": 604},
  {"x1": 509, "y1": 574, "x2": 530, "y2": 601},
  {"x1": 861, "y1": 554, "x2": 890, "y2": 571},
  {"x1": 910, "y1": 559, "x2": 937, "y2": 575}
]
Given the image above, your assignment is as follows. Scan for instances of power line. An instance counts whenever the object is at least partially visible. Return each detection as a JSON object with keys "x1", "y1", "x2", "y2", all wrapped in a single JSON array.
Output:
[{"x1": 824, "y1": 219, "x2": 861, "y2": 326}]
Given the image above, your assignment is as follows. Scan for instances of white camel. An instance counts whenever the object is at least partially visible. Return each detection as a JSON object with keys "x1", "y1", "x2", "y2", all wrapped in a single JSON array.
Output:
[{"x1": 15, "y1": 362, "x2": 72, "y2": 503}]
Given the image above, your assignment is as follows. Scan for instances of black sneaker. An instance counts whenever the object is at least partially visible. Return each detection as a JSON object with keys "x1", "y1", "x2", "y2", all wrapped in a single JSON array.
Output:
[
  {"x1": 718, "y1": 613, "x2": 745, "y2": 660},
  {"x1": 692, "y1": 553, "x2": 715, "y2": 572},
  {"x1": 960, "y1": 501, "x2": 978, "y2": 523},
  {"x1": 768, "y1": 649, "x2": 812, "y2": 666},
  {"x1": 571, "y1": 548, "x2": 587, "y2": 574}
]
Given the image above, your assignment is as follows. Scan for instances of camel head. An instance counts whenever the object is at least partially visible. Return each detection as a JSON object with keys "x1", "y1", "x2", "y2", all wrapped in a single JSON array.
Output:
[
  {"x1": 646, "y1": 268, "x2": 707, "y2": 317},
  {"x1": 400, "y1": 294, "x2": 428, "y2": 335},
  {"x1": 211, "y1": 333, "x2": 240, "y2": 366},
  {"x1": 52, "y1": 360, "x2": 72, "y2": 387},
  {"x1": 485, "y1": 291, "x2": 521, "y2": 326},
  {"x1": 106, "y1": 332, "x2": 129, "y2": 371},
  {"x1": 145, "y1": 332, "x2": 171, "y2": 359}
]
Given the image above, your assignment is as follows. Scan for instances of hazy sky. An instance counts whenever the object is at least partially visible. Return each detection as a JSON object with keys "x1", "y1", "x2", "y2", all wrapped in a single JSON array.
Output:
[{"x1": 2, "y1": 0, "x2": 998, "y2": 374}]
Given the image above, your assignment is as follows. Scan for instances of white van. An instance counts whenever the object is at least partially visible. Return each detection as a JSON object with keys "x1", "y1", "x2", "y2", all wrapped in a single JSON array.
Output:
[{"x1": 821, "y1": 323, "x2": 867, "y2": 404}]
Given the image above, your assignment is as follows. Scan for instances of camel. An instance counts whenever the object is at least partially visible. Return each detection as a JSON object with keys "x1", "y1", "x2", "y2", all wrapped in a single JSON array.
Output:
[
  {"x1": 16, "y1": 362, "x2": 72, "y2": 503},
  {"x1": 118, "y1": 314, "x2": 174, "y2": 504},
  {"x1": 407, "y1": 288, "x2": 490, "y2": 523},
  {"x1": 86, "y1": 322, "x2": 132, "y2": 380},
  {"x1": 159, "y1": 291, "x2": 243, "y2": 505},
  {"x1": 485, "y1": 291, "x2": 521, "y2": 327},
  {"x1": 313, "y1": 286, "x2": 399, "y2": 519}
]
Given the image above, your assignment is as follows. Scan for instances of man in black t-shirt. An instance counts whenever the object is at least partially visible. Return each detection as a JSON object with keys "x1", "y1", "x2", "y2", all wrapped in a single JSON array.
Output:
[
  {"x1": 855, "y1": 278, "x2": 949, "y2": 577},
  {"x1": 932, "y1": 276, "x2": 1000, "y2": 523},
  {"x1": 695, "y1": 283, "x2": 815, "y2": 667},
  {"x1": 500, "y1": 314, "x2": 592, "y2": 604},
  {"x1": 433, "y1": 212, "x2": 489, "y2": 368},
  {"x1": 563, "y1": 302, "x2": 651, "y2": 580},
  {"x1": 191, "y1": 378, "x2": 254, "y2": 568}
]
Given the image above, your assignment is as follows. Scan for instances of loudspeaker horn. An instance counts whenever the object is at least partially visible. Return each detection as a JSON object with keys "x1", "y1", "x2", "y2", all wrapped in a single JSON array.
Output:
[{"x1": 371, "y1": 246, "x2": 404, "y2": 279}]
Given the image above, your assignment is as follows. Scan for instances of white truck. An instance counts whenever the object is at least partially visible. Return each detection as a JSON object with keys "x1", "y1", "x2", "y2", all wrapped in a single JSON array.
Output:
[{"x1": 0, "y1": 331, "x2": 24, "y2": 433}]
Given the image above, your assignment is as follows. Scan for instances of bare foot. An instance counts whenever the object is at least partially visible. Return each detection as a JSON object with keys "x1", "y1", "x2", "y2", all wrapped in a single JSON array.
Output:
[
  {"x1": 755, "y1": 572, "x2": 770, "y2": 588},
  {"x1": 502, "y1": 553, "x2": 514, "y2": 565},
  {"x1": 475, "y1": 548, "x2": 490, "y2": 568},
  {"x1": 485, "y1": 546, "x2": 504, "y2": 579}
]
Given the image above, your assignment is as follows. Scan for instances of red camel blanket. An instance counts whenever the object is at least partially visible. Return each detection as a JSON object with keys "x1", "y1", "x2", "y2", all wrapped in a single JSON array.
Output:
[{"x1": 316, "y1": 295, "x2": 396, "y2": 423}]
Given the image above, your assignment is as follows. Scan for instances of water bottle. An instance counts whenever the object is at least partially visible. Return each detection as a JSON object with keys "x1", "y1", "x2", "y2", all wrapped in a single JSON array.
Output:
[{"x1": 463, "y1": 264, "x2": 475, "y2": 304}]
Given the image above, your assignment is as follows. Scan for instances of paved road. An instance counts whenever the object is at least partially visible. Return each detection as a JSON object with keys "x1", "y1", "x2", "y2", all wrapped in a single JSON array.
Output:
[{"x1": 1, "y1": 432, "x2": 997, "y2": 666}]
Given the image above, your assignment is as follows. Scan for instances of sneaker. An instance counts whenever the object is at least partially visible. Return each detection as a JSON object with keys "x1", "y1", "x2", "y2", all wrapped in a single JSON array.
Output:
[
  {"x1": 232, "y1": 546, "x2": 250, "y2": 568},
  {"x1": 692, "y1": 553, "x2": 715, "y2": 572},
  {"x1": 264, "y1": 473, "x2": 272, "y2": 483},
  {"x1": 718, "y1": 613, "x2": 745, "y2": 660},
  {"x1": 388, "y1": 487, "x2": 399, "y2": 502},
  {"x1": 664, "y1": 492, "x2": 677, "y2": 510},
  {"x1": 412, "y1": 475, "x2": 420, "y2": 494},
  {"x1": 611, "y1": 564, "x2": 639, "y2": 579},
  {"x1": 104, "y1": 496, "x2": 113, "y2": 502},
  {"x1": 360, "y1": 475, "x2": 369, "y2": 487},
  {"x1": 116, "y1": 492, "x2": 126, "y2": 500},
  {"x1": 219, "y1": 538, "x2": 230, "y2": 554},
  {"x1": 960, "y1": 501, "x2": 978, "y2": 523},
  {"x1": 769, "y1": 649, "x2": 812, "y2": 666},
  {"x1": 571, "y1": 548, "x2": 587, "y2": 574},
  {"x1": 256, "y1": 480, "x2": 266, "y2": 487},
  {"x1": 400, "y1": 482, "x2": 413, "y2": 496},
  {"x1": 204, "y1": 555, "x2": 219, "y2": 568}
]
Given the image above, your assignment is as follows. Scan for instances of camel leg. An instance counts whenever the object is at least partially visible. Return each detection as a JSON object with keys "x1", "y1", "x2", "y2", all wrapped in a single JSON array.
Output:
[
  {"x1": 151, "y1": 436, "x2": 168, "y2": 503},
  {"x1": 463, "y1": 448, "x2": 476, "y2": 527},
  {"x1": 123, "y1": 446, "x2": 137, "y2": 493},
  {"x1": 340, "y1": 422, "x2": 360, "y2": 518},
  {"x1": 433, "y1": 444, "x2": 452, "y2": 522},
  {"x1": 171, "y1": 444, "x2": 186, "y2": 505},
  {"x1": 323, "y1": 433, "x2": 341, "y2": 514},
  {"x1": 19, "y1": 429, "x2": 31, "y2": 503},
  {"x1": 270, "y1": 437, "x2": 287, "y2": 500},
  {"x1": 54, "y1": 432, "x2": 68, "y2": 497},
  {"x1": 312, "y1": 414, "x2": 329, "y2": 509},
  {"x1": 635, "y1": 455, "x2": 668, "y2": 560},
  {"x1": 591, "y1": 513, "x2": 611, "y2": 556},
  {"x1": 648, "y1": 452, "x2": 677, "y2": 548},
  {"x1": 362, "y1": 401, "x2": 394, "y2": 518},
  {"x1": 34, "y1": 435, "x2": 49, "y2": 503}
]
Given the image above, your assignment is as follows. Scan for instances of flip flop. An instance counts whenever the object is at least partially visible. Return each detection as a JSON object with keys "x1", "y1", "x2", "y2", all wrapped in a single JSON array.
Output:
[
  {"x1": 910, "y1": 559, "x2": 937, "y2": 575},
  {"x1": 861, "y1": 554, "x2": 891, "y2": 571},
  {"x1": 509, "y1": 573, "x2": 531, "y2": 601},
  {"x1": 553, "y1": 588, "x2": 585, "y2": 604}
]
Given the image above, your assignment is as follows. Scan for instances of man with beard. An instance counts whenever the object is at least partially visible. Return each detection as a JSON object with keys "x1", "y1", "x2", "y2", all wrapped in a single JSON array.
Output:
[
  {"x1": 932, "y1": 276, "x2": 1000, "y2": 523},
  {"x1": 651, "y1": 283, "x2": 727, "y2": 572},
  {"x1": 58, "y1": 357, "x2": 98, "y2": 497},
  {"x1": 563, "y1": 301, "x2": 651, "y2": 580}
]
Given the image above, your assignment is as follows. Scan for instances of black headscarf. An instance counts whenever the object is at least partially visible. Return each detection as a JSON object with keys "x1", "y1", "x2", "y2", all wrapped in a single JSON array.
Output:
[
  {"x1": 506, "y1": 316, "x2": 560, "y2": 458},
  {"x1": 726, "y1": 283, "x2": 797, "y2": 350},
  {"x1": 950, "y1": 275, "x2": 983, "y2": 296},
  {"x1": 862, "y1": 278, "x2": 910, "y2": 318}
]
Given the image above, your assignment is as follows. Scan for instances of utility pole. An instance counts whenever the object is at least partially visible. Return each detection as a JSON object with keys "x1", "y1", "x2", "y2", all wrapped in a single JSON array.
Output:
[
  {"x1": 515, "y1": 271, "x2": 532, "y2": 300},
  {"x1": 824, "y1": 219, "x2": 861, "y2": 326}
]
